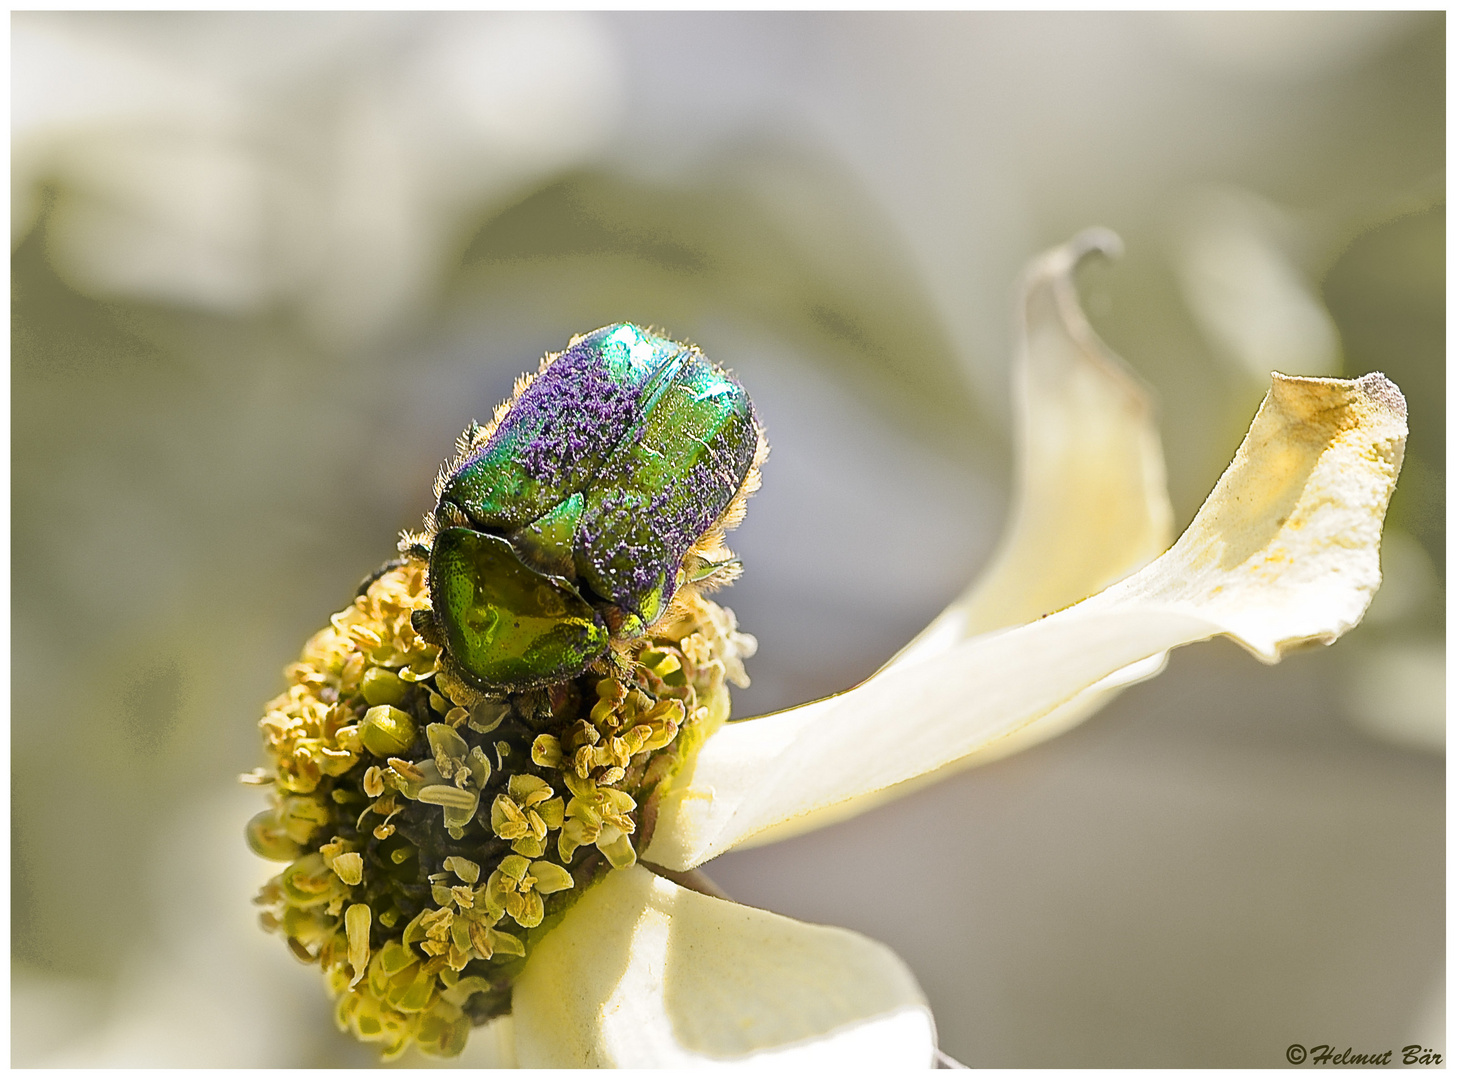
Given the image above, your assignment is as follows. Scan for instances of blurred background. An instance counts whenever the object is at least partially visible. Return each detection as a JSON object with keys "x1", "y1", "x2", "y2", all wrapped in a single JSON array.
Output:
[{"x1": 11, "y1": 11, "x2": 1443, "y2": 1067}]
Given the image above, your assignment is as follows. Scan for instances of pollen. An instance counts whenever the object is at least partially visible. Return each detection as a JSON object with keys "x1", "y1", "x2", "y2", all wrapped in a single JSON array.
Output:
[{"x1": 245, "y1": 563, "x2": 751, "y2": 1060}]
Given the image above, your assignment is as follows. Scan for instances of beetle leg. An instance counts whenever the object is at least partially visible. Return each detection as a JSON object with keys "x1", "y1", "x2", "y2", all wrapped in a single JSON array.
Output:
[
  {"x1": 682, "y1": 557, "x2": 743, "y2": 596},
  {"x1": 397, "y1": 529, "x2": 432, "y2": 562},
  {"x1": 410, "y1": 607, "x2": 446, "y2": 647},
  {"x1": 600, "y1": 605, "x2": 647, "y2": 642},
  {"x1": 355, "y1": 558, "x2": 411, "y2": 598},
  {"x1": 594, "y1": 643, "x2": 637, "y2": 681}
]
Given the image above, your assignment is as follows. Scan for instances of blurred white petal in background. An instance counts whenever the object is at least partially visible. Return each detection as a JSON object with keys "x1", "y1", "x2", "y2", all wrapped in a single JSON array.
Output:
[
  {"x1": 1174, "y1": 186, "x2": 1342, "y2": 382},
  {"x1": 1343, "y1": 641, "x2": 1445, "y2": 755},
  {"x1": 13, "y1": 12, "x2": 622, "y2": 344}
]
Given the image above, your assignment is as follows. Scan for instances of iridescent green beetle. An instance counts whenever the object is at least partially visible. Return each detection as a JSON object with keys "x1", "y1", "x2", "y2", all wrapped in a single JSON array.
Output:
[{"x1": 405, "y1": 324, "x2": 765, "y2": 693}]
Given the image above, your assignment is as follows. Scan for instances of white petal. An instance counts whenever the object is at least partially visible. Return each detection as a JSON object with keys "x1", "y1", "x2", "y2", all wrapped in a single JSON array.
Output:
[
  {"x1": 894, "y1": 228, "x2": 1172, "y2": 667},
  {"x1": 780, "y1": 230, "x2": 1175, "y2": 833},
  {"x1": 1082, "y1": 373, "x2": 1406, "y2": 656},
  {"x1": 647, "y1": 372, "x2": 1405, "y2": 870},
  {"x1": 511, "y1": 865, "x2": 935, "y2": 1068}
]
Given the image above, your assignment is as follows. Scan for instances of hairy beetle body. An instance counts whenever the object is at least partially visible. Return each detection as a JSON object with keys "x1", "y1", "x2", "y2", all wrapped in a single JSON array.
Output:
[{"x1": 418, "y1": 324, "x2": 763, "y2": 692}]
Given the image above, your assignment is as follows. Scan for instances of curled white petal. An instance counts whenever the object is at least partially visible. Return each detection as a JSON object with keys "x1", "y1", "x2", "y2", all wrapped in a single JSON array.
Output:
[
  {"x1": 511, "y1": 865, "x2": 934, "y2": 1067},
  {"x1": 1082, "y1": 372, "x2": 1405, "y2": 656},
  {"x1": 762, "y1": 229, "x2": 1175, "y2": 839},
  {"x1": 647, "y1": 372, "x2": 1406, "y2": 870},
  {"x1": 895, "y1": 227, "x2": 1172, "y2": 667}
]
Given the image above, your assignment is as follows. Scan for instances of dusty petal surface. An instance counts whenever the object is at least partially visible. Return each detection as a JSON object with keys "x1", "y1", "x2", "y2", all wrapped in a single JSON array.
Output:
[
  {"x1": 647, "y1": 372, "x2": 1406, "y2": 870},
  {"x1": 1082, "y1": 372, "x2": 1406, "y2": 655},
  {"x1": 511, "y1": 865, "x2": 934, "y2": 1067}
]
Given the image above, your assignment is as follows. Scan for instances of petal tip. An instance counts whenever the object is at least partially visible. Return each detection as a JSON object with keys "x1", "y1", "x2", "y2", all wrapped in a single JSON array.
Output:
[
  {"x1": 1353, "y1": 371, "x2": 1408, "y2": 423},
  {"x1": 1266, "y1": 370, "x2": 1408, "y2": 440},
  {"x1": 1030, "y1": 227, "x2": 1124, "y2": 286},
  {"x1": 1068, "y1": 225, "x2": 1124, "y2": 263}
]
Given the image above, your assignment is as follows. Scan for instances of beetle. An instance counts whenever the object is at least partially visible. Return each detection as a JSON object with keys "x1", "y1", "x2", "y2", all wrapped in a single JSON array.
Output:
[{"x1": 406, "y1": 324, "x2": 764, "y2": 692}]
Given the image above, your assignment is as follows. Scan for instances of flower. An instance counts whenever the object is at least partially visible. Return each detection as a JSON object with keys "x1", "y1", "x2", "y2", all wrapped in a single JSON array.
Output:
[
  {"x1": 249, "y1": 562, "x2": 753, "y2": 1061},
  {"x1": 247, "y1": 230, "x2": 1406, "y2": 1067}
]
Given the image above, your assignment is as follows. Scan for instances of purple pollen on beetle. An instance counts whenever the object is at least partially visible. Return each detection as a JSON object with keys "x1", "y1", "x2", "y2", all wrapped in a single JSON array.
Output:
[{"x1": 502, "y1": 337, "x2": 652, "y2": 495}]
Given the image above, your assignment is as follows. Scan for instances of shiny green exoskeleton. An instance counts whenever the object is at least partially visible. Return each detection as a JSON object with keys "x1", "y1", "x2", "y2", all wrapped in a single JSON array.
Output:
[{"x1": 415, "y1": 324, "x2": 762, "y2": 692}]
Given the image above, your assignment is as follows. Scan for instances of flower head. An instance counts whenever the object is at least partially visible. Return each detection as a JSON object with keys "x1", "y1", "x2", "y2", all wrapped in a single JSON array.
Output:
[
  {"x1": 248, "y1": 554, "x2": 748, "y2": 1059},
  {"x1": 246, "y1": 231, "x2": 1405, "y2": 1066}
]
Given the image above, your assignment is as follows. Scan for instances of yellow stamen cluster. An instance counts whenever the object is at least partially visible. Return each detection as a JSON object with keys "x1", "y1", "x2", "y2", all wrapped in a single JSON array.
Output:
[
  {"x1": 485, "y1": 854, "x2": 575, "y2": 928},
  {"x1": 490, "y1": 775, "x2": 565, "y2": 858},
  {"x1": 532, "y1": 680, "x2": 688, "y2": 787},
  {"x1": 559, "y1": 772, "x2": 639, "y2": 868},
  {"x1": 250, "y1": 566, "x2": 436, "y2": 820},
  {"x1": 246, "y1": 564, "x2": 753, "y2": 1060}
]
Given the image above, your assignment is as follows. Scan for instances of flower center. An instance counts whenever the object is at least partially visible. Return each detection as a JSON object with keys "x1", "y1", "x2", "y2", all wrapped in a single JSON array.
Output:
[{"x1": 246, "y1": 562, "x2": 753, "y2": 1059}]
